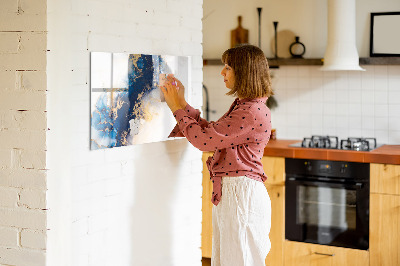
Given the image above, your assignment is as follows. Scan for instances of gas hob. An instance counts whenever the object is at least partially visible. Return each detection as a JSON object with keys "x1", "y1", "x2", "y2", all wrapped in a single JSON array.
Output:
[{"x1": 289, "y1": 135, "x2": 382, "y2": 151}]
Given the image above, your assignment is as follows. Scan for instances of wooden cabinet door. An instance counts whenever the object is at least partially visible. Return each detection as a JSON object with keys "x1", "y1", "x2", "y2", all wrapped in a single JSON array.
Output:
[
  {"x1": 370, "y1": 163, "x2": 400, "y2": 195},
  {"x1": 284, "y1": 241, "x2": 369, "y2": 266},
  {"x1": 264, "y1": 184, "x2": 284, "y2": 266},
  {"x1": 202, "y1": 152, "x2": 213, "y2": 258},
  {"x1": 370, "y1": 193, "x2": 400, "y2": 266},
  {"x1": 262, "y1": 156, "x2": 285, "y2": 186}
]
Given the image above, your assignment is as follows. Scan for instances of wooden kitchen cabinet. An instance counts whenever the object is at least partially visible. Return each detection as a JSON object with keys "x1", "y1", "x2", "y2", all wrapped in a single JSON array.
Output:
[
  {"x1": 370, "y1": 163, "x2": 400, "y2": 266},
  {"x1": 202, "y1": 152, "x2": 213, "y2": 258},
  {"x1": 201, "y1": 154, "x2": 286, "y2": 265},
  {"x1": 370, "y1": 193, "x2": 400, "y2": 266},
  {"x1": 284, "y1": 241, "x2": 369, "y2": 266},
  {"x1": 370, "y1": 163, "x2": 400, "y2": 195},
  {"x1": 262, "y1": 156, "x2": 285, "y2": 266},
  {"x1": 264, "y1": 184, "x2": 285, "y2": 266}
]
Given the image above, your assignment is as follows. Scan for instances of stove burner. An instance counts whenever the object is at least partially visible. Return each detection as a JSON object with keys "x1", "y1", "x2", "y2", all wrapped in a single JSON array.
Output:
[
  {"x1": 301, "y1": 135, "x2": 339, "y2": 149},
  {"x1": 340, "y1": 137, "x2": 377, "y2": 151},
  {"x1": 295, "y1": 136, "x2": 378, "y2": 151}
]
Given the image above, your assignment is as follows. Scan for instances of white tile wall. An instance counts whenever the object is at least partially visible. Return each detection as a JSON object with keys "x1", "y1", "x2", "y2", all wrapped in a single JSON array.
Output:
[{"x1": 203, "y1": 65, "x2": 400, "y2": 144}]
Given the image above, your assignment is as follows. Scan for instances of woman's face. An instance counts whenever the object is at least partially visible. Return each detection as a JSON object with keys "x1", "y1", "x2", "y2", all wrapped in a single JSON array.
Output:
[{"x1": 220, "y1": 64, "x2": 235, "y2": 89}]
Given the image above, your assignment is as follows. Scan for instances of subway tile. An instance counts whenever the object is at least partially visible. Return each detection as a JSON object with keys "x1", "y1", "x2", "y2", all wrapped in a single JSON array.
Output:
[
  {"x1": 361, "y1": 75, "x2": 374, "y2": 91},
  {"x1": 349, "y1": 128, "x2": 362, "y2": 137},
  {"x1": 335, "y1": 74, "x2": 349, "y2": 90},
  {"x1": 374, "y1": 90, "x2": 388, "y2": 104},
  {"x1": 361, "y1": 129, "x2": 375, "y2": 138},
  {"x1": 298, "y1": 67, "x2": 311, "y2": 78},
  {"x1": 361, "y1": 104, "x2": 375, "y2": 116},
  {"x1": 374, "y1": 65, "x2": 388, "y2": 77},
  {"x1": 311, "y1": 102, "x2": 323, "y2": 113},
  {"x1": 374, "y1": 77, "x2": 388, "y2": 91},
  {"x1": 374, "y1": 117, "x2": 389, "y2": 130},
  {"x1": 323, "y1": 87, "x2": 336, "y2": 103},
  {"x1": 284, "y1": 66, "x2": 298, "y2": 77},
  {"x1": 310, "y1": 67, "x2": 324, "y2": 77},
  {"x1": 323, "y1": 103, "x2": 336, "y2": 115},
  {"x1": 311, "y1": 87, "x2": 323, "y2": 101},
  {"x1": 310, "y1": 77, "x2": 324, "y2": 89},
  {"x1": 348, "y1": 90, "x2": 362, "y2": 103},
  {"x1": 388, "y1": 65, "x2": 400, "y2": 76},
  {"x1": 374, "y1": 130, "x2": 389, "y2": 144},
  {"x1": 388, "y1": 76, "x2": 400, "y2": 91},
  {"x1": 286, "y1": 77, "x2": 299, "y2": 89},
  {"x1": 336, "y1": 90, "x2": 349, "y2": 103},
  {"x1": 348, "y1": 116, "x2": 362, "y2": 129},
  {"x1": 335, "y1": 115, "x2": 348, "y2": 128},
  {"x1": 323, "y1": 115, "x2": 336, "y2": 129},
  {"x1": 388, "y1": 131, "x2": 400, "y2": 143},
  {"x1": 361, "y1": 90, "x2": 375, "y2": 104},
  {"x1": 388, "y1": 104, "x2": 400, "y2": 117},
  {"x1": 298, "y1": 77, "x2": 310, "y2": 89},
  {"x1": 388, "y1": 117, "x2": 400, "y2": 131},
  {"x1": 348, "y1": 73, "x2": 362, "y2": 90},
  {"x1": 388, "y1": 91, "x2": 400, "y2": 104},
  {"x1": 362, "y1": 116, "x2": 375, "y2": 130},
  {"x1": 336, "y1": 103, "x2": 349, "y2": 116},
  {"x1": 348, "y1": 103, "x2": 362, "y2": 116},
  {"x1": 375, "y1": 104, "x2": 389, "y2": 117},
  {"x1": 322, "y1": 70, "x2": 335, "y2": 78}
]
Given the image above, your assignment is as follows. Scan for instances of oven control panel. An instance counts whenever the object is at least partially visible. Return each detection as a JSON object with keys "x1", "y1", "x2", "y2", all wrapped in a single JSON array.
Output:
[{"x1": 286, "y1": 158, "x2": 369, "y2": 180}]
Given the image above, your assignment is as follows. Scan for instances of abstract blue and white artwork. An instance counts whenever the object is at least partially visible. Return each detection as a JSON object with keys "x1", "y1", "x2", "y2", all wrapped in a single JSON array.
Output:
[{"x1": 90, "y1": 52, "x2": 191, "y2": 149}]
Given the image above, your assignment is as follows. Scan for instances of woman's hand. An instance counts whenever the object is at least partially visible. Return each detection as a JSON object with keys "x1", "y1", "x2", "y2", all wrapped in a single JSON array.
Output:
[
  {"x1": 160, "y1": 76, "x2": 185, "y2": 113},
  {"x1": 171, "y1": 75, "x2": 187, "y2": 108}
]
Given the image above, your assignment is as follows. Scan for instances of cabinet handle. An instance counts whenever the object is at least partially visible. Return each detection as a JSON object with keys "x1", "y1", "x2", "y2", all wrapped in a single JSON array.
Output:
[{"x1": 314, "y1": 252, "x2": 335, "y2": 257}]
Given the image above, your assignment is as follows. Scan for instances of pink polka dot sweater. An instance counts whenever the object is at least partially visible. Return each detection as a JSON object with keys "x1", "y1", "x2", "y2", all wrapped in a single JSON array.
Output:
[{"x1": 168, "y1": 97, "x2": 272, "y2": 206}]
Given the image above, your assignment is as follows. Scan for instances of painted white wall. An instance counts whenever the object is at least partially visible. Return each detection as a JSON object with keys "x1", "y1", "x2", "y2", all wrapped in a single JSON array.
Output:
[
  {"x1": 0, "y1": 0, "x2": 48, "y2": 265},
  {"x1": 203, "y1": 0, "x2": 400, "y2": 58},
  {"x1": 203, "y1": 0, "x2": 400, "y2": 145},
  {"x1": 47, "y1": 0, "x2": 203, "y2": 266}
]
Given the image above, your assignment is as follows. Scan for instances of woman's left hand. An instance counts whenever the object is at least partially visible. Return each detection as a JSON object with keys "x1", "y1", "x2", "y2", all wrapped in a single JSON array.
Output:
[{"x1": 160, "y1": 76, "x2": 184, "y2": 113}]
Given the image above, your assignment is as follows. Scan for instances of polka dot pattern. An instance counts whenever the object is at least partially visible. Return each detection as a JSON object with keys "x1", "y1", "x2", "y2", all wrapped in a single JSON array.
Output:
[{"x1": 168, "y1": 97, "x2": 272, "y2": 206}]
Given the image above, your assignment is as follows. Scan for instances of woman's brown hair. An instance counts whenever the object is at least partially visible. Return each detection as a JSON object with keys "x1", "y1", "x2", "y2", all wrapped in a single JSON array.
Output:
[{"x1": 221, "y1": 44, "x2": 273, "y2": 99}]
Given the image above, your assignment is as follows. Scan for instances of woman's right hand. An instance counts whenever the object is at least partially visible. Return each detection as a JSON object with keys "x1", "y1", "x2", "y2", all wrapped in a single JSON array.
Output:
[{"x1": 167, "y1": 74, "x2": 187, "y2": 108}]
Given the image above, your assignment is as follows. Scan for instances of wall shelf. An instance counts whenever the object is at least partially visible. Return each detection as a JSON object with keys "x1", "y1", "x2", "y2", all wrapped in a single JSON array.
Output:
[
  {"x1": 203, "y1": 57, "x2": 400, "y2": 67},
  {"x1": 359, "y1": 57, "x2": 400, "y2": 65}
]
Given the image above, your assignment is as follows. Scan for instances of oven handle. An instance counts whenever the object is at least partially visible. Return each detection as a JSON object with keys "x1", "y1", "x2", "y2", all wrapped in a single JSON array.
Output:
[{"x1": 286, "y1": 177, "x2": 364, "y2": 189}]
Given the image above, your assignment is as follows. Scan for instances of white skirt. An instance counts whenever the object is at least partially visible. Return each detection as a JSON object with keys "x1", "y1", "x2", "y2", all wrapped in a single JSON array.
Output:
[{"x1": 212, "y1": 176, "x2": 271, "y2": 266}]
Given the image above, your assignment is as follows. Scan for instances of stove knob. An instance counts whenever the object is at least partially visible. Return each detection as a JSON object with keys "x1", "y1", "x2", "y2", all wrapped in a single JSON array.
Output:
[
  {"x1": 305, "y1": 162, "x2": 312, "y2": 171},
  {"x1": 340, "y1": 164, "x2": 347, "y2": 174}
]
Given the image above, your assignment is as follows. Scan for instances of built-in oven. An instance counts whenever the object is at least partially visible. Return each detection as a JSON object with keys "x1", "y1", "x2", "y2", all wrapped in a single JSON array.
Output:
[{"x1": 285, "y1": 158, "x2": 370, "y2": 250}]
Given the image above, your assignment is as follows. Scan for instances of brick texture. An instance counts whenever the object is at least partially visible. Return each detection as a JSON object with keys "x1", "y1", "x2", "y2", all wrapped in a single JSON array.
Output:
[{"x1": 0, "y1": 0, "x2": 47, "y2": 264}]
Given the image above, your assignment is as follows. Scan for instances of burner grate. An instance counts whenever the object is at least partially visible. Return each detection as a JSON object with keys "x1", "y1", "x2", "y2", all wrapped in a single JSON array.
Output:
[
  {"x1": 340, "y1": 137, "x2": 377, "y2": 151},
  {"x1": 301, "y1": 135, "x2": 339, "y2": 149}
]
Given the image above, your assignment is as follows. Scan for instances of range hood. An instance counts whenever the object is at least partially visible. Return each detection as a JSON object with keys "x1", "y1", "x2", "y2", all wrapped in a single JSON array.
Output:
[{"x1": 320, "y1": 0, "x2": 365, "y2": 71}]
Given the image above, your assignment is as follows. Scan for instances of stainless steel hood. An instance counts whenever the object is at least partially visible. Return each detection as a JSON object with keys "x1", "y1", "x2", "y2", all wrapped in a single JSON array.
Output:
[{"x1": 320, "y1": 0, "x2": 365, "y2": 71}]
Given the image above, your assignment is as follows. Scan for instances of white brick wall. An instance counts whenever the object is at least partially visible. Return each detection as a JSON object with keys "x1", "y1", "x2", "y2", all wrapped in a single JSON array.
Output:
[
  {"x1": 0, "y1": 0, "x2": 48, "y2": 265},
  {"x1": 47, "y1": 1, "x2": 203, "y2": 266}
]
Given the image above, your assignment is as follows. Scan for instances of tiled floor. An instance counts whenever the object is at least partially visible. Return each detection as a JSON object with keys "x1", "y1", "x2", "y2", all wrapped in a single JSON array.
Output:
[{"x1": 202, "y1": 257, "x2": 211, "y2": 266}]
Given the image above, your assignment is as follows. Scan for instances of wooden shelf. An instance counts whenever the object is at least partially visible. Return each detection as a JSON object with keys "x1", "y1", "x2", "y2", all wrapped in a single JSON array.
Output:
[
  {"x1": 359, "y1": 57, "x2": 400, "y2": 65},
  {"x1": 203, "y1": 57, "x2": 400, "y2": 67},
  {"x1": 203, "y1": 58, "x2": 323, "y2": 67}
]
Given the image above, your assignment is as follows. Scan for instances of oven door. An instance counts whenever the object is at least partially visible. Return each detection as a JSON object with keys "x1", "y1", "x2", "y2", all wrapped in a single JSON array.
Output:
[{"x1": 285, "y1": 177, "x2": 369, "y2": 250}]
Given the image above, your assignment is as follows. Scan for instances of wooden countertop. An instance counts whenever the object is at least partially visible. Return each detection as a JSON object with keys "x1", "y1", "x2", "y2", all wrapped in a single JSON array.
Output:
[{"x1": 263, "y1": 139, "x2": 400, "y2": 165}]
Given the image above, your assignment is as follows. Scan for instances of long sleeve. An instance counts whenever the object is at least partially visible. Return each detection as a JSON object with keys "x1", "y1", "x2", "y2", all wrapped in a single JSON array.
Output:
[
  {"x1": 168, "y1": 103, "x2": 210, "y2": 138},
  {"x1": 172, "y1": 105, "x2": 257, "y2": 152}
]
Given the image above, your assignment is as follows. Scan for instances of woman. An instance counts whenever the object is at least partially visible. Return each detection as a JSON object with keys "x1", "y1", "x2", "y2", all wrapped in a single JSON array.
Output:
[{"x1": 161, "y1": 44, "x2": 273, "y2": 266}]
